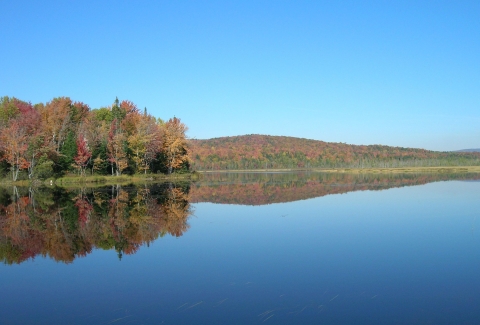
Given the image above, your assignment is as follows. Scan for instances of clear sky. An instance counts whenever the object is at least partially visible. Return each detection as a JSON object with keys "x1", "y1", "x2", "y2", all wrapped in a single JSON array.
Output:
[{"x1": 1, "y1": 1, "x2": 479, "y2": 151}]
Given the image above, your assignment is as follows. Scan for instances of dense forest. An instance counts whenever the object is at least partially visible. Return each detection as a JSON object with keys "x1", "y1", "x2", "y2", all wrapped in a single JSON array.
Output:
[
  {"x1": 0, "y1": 96, "x2": 189, "y2": 181},
  {"x1": 190, "y1": 135, "x2": 480, "y2": 170}
]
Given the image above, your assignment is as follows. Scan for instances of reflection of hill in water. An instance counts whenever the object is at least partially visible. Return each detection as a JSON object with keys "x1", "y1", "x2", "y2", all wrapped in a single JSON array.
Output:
[
  {"x1": 0, "y1": 183, "x2": 192, "y2": 265},
  {"x1": 190, "y1": 172, "x2": 480, "y2": 205}
]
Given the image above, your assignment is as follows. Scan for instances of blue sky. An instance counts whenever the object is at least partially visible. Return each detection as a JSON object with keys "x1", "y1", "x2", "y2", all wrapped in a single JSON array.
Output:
[{"x1": 1, "y1": 1, "x2": 478, "y2": 151}]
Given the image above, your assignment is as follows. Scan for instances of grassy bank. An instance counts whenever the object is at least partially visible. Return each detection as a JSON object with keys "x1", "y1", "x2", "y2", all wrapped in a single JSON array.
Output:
[
  {"x1": 197, "y1": 166, "x2": 480, "y2": 174},
  {"x1": 0, "y1": 172, "x2": 201, "y2": 187}
]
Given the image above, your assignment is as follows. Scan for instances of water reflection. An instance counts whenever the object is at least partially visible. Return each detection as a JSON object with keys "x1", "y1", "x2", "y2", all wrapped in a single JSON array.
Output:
[
  {"x1": 0, "y1": 183, "x2": 192, "y2": 264},
  {"x1": 2, "y1": 173, "x2": 480, "y2": 324},
  {"x1": 190, "y1": 172, "x2": 480, "y2": 205},
  {"x1": 1, "y1": 172, "x2": 479, "y2": 265}
]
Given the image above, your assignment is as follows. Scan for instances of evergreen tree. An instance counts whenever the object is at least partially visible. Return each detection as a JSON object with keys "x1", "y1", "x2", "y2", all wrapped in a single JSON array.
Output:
[{"x1": 56, "y1": 131, "x2": 77, "y2": 174}]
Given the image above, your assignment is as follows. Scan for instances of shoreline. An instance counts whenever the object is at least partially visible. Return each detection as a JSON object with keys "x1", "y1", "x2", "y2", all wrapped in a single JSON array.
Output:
[
  {"x1": 0, "y1": 172, "x2": 199, "y2": 187},
  {"x1": 196, "y1": 166, "x2": 480, "y2": 174}
]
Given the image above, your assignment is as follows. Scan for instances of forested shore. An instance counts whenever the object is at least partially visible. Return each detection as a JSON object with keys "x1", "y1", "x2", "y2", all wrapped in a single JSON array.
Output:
[{"x1": 0, "y1": 96, "x2": 189, "y2": 182}]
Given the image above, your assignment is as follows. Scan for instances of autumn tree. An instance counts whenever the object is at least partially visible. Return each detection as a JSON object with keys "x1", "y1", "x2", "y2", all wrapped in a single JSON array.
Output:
[
  {"x1": 161, "y1": 117, "x2": 189, "y2": 174},
  {"x1": 0, "y1": 97, "x2": 20, "y2": 128},
  {"x1": 39, "y1": 97, "x2": 74, "y2": 154},
  {"x1": 0, "y1": 121, "x2": 29, "y2": 181},
  {"x1": 85, "y1": 107, "x2": 113, "y2": 175},
  {"x1": 0, "y1": 99, "x2": 41, "y2": 180},
  {"x1": 35, "y1": 97, "x2": 92, "y2": 175},
  {"x1": 128, "y1": 113, "x2": 162, "y2": 173},
  {"x1": 107, "y1": 120, "x2": 128, "y2": 176},
  {"x1": 106, "y1": 99, "x2": 138, "y2": 176},
  {"x1": 17, "y1": 101, "x2": 42, "y2": 179},
  {"x1": 74, "y1": 135, "x2": 92, "y2": 176}
]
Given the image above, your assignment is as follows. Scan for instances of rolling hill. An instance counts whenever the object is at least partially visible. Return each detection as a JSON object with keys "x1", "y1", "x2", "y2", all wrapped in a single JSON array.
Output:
[{"x1": 189, "y1": 134, "x2": 480, "y2": 170}]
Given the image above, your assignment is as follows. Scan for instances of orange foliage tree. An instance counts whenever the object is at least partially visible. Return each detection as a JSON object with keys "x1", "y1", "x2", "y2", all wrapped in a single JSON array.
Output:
[{"x1": 162, "y1": 117, "x2": 189, "y2": 174}]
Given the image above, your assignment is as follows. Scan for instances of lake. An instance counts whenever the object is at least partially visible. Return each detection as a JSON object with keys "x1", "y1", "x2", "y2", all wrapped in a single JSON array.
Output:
[{"x1": 1, "y1": 172, "x2": 480, "y2": 324}]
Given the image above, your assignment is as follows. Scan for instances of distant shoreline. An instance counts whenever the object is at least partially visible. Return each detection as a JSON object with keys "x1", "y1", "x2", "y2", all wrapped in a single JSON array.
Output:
[{"x1": 197, "y1": 166, "x2": 480, "y2": 174}]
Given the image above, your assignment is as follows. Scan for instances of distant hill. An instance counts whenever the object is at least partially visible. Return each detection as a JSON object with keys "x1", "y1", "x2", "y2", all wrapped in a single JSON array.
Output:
[
  {"x1": 189, "y1": 134, "x2": 480, "y2": 170},
  {"x1": 456, "y1": 149, "x2": 480, "y2": 152}
]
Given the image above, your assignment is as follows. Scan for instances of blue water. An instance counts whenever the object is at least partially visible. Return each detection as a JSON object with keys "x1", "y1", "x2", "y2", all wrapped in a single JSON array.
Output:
[{"x1": 1, "y1": 179, "x2": 480, "y2": 324}]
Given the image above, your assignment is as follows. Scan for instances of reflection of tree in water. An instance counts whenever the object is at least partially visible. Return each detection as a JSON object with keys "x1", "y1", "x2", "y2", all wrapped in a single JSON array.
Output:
[
  {"x1": 191, "y1": 172, "x2": 480, "y2": 205},
  {"x1": 0, "y1": 183, "x2": 192, "y2": 264}
]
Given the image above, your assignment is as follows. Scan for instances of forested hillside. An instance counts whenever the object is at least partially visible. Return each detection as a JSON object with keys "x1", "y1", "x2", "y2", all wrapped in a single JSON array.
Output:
[
  {"x1": 190, "y1": 135, "x2": 480, "y2": 170},
  {"x1": 0, "y1": 96, "x2": 189, "y2": 181}
]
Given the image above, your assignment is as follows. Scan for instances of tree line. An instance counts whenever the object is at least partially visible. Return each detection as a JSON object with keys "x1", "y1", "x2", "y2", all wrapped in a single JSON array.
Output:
[{"x1": 0, "y1": 96, "x2": 190, "y2": 181}]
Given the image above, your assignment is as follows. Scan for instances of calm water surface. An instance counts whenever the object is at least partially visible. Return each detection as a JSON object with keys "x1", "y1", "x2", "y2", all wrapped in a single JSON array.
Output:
[{"x1": 1, "y1": 173, "x2": 480, "y2": 324}]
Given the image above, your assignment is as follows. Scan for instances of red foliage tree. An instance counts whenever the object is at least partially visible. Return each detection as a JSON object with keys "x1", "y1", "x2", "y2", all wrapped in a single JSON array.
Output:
[{"x1": 74, "y1": 135, "x2": 92, "y2": 176}]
